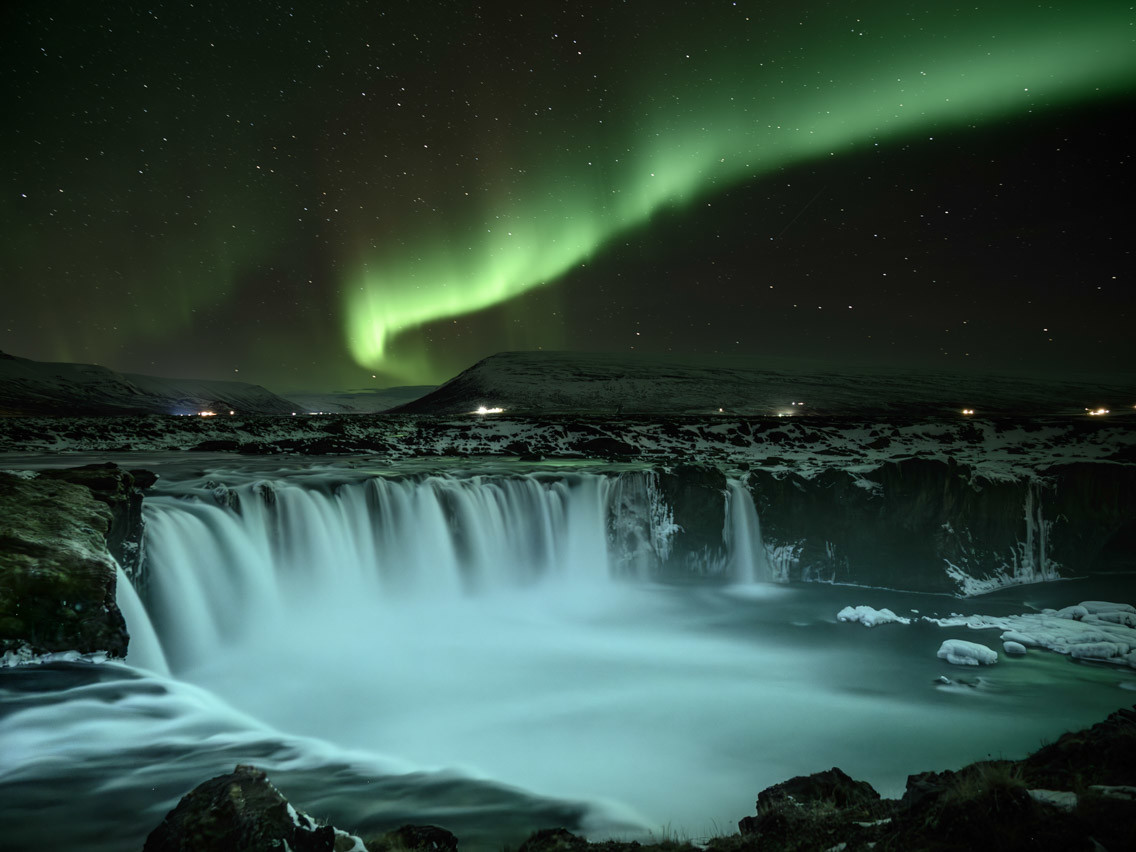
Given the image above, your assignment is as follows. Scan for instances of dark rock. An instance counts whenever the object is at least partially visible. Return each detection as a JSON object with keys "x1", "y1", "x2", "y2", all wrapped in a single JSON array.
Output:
[
  {"x1": 189, "y1": 439, "x2": 242, "y2": 452},
  {"x1": 517, "y1": 828, "x2": 591, "y2": 852},
  {"x1": 739, "y1": 767, "x2": 880, "y2": 838},
  {"x1": 757, "y1": 767, "x2": 881, "y2": 814},
  {"x1": 40, "y1": 462, "x2": 150, "y2": 579},
  {"x1": 381, "y1": 824, "x2": 459, "y2": 852},
  {"x1": 1019, "y1": 705, "x2": 1136, "y2": 789},
  {"x1": 655, "y1": 464, "x2": 728, "y2": 576},
  {"x1": 143, "y1": 764, "x2": 346, "y2": 852},
  {"x1": 748, "y1": 458, "x2": 1086, "y2": 591},
  {"x1": 130, "y1": 468, "x2": 160, "y2": 489},
  {"x1": 575, "y1": 436, "x2": 639, "y2": 458},
  {"x1": 0, "y1": 471, "x2": 128, "y2": 658}
]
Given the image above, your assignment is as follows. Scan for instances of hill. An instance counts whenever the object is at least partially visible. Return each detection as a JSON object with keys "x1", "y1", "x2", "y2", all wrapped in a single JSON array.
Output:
[
  {"x1": 0, "y1": 351, "x2": 299, "y2": 416},
  {"x1": 393, "y1": 351, "x2": 1135, "y2": 417}
]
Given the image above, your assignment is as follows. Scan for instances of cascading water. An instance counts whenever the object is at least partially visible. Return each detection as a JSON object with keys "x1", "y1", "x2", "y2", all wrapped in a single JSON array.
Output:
[
  {"x1": 7, "y1": 460, "x2": 1133, "y2": 852},
  {"x1": 142, "y1": 471, "x2": 678, "y2": 671}
]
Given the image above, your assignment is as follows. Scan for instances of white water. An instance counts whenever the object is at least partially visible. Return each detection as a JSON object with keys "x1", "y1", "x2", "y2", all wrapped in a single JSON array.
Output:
[
  {"x1": 0, "y1": 457, "x2": 1129, "y2": 852},
  {"x1": 123, "y1": 468, "x2": 1133, "y2": 839}
]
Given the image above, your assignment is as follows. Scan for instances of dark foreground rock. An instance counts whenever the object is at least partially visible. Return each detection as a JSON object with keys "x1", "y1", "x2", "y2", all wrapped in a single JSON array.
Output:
[
  {"x1": 0, "y1": 470, "x2": 128, "y2": 658},
  {"x1": 145, "y1": 764, "x2": 462, "y2": 852},
  {"x1": 144, "y1": 764, "x2": 354, "y2": 851},
  {"x1": 149, "y1": 707, "x2": 1135, "y2": 852}
]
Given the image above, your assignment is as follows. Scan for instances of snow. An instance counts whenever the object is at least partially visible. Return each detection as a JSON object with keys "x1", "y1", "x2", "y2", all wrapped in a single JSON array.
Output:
[
  {"x1": 1028, "y1": 789, "x2": 1077, "y2": 811},
  {"x1": 1080, "y1": 600, "x2": 1136, "y2": 615},
  {"x1": 1003, "y1": 640, "x2": 1027, "y2": 656},
  {"x1": 837, "y1": 605, "x2": 911, "y2": 627},
  {"x1": 927, "y1": 599, "x2": 1136, "y2": 669},
  {"x1": 937, "y1": 639, "x2": 998, "y2": 666}
]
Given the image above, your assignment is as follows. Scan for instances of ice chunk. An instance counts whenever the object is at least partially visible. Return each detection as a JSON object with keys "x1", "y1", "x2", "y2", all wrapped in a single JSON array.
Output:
[
  {"x1": 1052, "y1": 605, "x2": 1088, "y2": 620},
  {"x1": 1078, "y1": 601, "x2": 1136, "y2": 615},
  {"x1": 837, "y1": 605, "x2": 911, "y2": 627},
  {"x1": 1003, "y1": 641, "x2": 1027, "y2": 656},
  {"x1": 937, "y1": 639, "x2": 998, "y2": 666},
  {"x1": 1069, "y1": 642, "x2": 1128, "y2": 661}
]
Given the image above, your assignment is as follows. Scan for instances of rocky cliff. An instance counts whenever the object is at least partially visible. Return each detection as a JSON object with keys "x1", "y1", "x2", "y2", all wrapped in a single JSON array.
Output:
[{"x1": 0, "y1": 464, "x2": 152, "y2": 661}]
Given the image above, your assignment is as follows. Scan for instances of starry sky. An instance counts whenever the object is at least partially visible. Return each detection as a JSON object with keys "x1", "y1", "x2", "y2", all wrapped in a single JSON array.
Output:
[{"x1": 3, "y1": 1, "x2": 1133, "y2": 392}]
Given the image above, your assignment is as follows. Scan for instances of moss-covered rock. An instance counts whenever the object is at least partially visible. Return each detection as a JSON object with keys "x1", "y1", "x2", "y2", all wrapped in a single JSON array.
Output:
[{"x1": 0, "y1": 471, "x2": 128, "y2": 658}]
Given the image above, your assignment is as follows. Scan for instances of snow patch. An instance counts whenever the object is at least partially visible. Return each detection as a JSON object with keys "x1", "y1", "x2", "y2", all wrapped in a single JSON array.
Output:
[
  {"x1": 937, "y1": 639, "x2": 998, "y2": 666},
  {"x1": 837, "y1": 605, "x2": 911, "y2": 627}
]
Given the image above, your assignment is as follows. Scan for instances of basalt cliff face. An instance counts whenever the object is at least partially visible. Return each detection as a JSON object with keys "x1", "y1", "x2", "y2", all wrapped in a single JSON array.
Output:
[
  {"x1": 0, "y1": 464, "x2": 152, "y2": 660},
  {"x1": 747, "y1": 460, "x2": 1136, "y2": 593},
  {"x1": 1, "y1": 415, "x2": 1132, "y2": 596}
]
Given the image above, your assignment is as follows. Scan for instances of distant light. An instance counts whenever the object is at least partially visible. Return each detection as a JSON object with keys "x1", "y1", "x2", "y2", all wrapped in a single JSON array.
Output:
[
  {"x1": 229, "y1": 410, "x2": 235, "y2": 415},
  {"x1": 1086, "y1": 407, "x2": 1109, "y2": 416},
  {"x1": 961, "y1": 408, "x2": 975, "y2": 415},
  {"x1": 292, "y1": 412, "x2": 297, "y2": 416},
  {"x1": 473, "y1": 405, "x2": 505, "y2": 415},
  {"x1": 198, "y1": 410, "x2": 217, "y2": 417},
  {"x1": 718, "y1": 407, "x2": 724, "y2": 413}
]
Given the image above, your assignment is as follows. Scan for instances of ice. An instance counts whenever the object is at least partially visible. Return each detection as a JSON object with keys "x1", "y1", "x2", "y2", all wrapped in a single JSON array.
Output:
[
  {"x1": 937, "y1": 639, "x2": 998, "y2": 666},
  {"x1": 1078, "y1": 601, "x2": 1136, "y2": 615},
  {"x1": 923, "y1": 599, "x2": 1136, "y2": 670},
  {"x1": 837, "y1": 605, "x2": 911, "y2": 627},
  {"x1": 1003, "y1": 640, "x2": 1027, "y2": 656}
]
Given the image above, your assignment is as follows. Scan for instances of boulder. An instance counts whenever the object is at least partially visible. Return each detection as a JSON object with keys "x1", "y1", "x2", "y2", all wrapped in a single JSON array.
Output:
[{"x1": 143, "y1": 764, "x2": 358, "y2": 852}]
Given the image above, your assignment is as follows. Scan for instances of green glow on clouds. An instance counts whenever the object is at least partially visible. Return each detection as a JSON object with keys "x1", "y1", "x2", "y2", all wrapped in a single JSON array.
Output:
[{"x1": 346, "y1": 4, "x2": 1135, "y2": 381}]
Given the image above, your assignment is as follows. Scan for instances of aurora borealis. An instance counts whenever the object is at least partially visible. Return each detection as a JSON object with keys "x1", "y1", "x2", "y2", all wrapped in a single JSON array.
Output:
[{"x1": 3, "y1": 2, "x2": 1133, "y2": 390}]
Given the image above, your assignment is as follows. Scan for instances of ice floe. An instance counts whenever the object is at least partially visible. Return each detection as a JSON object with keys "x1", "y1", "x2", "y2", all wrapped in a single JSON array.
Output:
[
  {"x1": 836, "y1": 605, "x2": 912, "y2": 627},
  {"x1": 937, "y1": 639, "x2": 998, "y2": 666}
]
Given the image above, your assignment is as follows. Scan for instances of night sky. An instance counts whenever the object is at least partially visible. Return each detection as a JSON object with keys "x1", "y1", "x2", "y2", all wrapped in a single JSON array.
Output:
[{"x1": 3, "y1": 1, "x2": 1132, "y2": 392}]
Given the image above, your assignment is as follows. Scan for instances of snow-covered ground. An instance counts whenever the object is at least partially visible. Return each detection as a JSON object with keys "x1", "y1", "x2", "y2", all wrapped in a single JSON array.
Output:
[{"x1": 1, "y1": 413, "x2": 1131, "y2": 484}]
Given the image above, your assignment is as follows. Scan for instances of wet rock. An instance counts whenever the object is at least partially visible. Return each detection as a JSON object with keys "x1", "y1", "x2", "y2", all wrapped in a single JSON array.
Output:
[
  {"x1": 40, "y1": 462, "x2": 152, "y2": 578},
  {"x1": 736, "y1": 768, "x2": 882, "y2": 851},
  {"x1": 377, "y1": 824, "x2": 459, "y2": 852},
  {"x1": 517, "y1": 828, "x2": 593, "y2": 852},
  {"x1": 0, "y1": 471, "x2": 127, "y2": 658},
  {"x1": 143, "y1": 764, "x2": 352, "y2": 852},
  {"x1": 655, "y1": 464, "x2": 728, "y2": 576}
]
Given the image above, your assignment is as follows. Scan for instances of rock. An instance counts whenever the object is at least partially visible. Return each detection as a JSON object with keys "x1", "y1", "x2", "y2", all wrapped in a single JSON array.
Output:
[
  {"x1": 517, "y1": 828, "x2": 591, "y2": 852},
  {"x1": 0, "y1": 471, "x2": 127, "y2": 658},
  {"x1": 40, "y1": 462, "x2": 153, "y2": 579},
  {"x1": 378, "y1": 824, "x2": 459, "y2": 852},
  {"x1": 736, "y1": 768, "x2": 883, "y2": 851},
  {"x1": 655, "y1": 464, "x2": 728, "y2": 575},
  {"x1": 143, "y1": 764, "x2": 360, "y2": 852}
]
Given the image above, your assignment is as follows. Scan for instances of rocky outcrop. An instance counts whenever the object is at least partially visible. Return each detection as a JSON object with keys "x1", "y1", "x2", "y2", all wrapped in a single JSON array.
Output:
[
  {"x1": 144, "y1": 764, "x2": 463, "y2": 852},
  {"x1": 494, "y1": 706, "x2": 1136, "y2": 852},
  {"x1": 655, "y1": 464, "x2": 728, "y2": 576},
  {"x1": 748, "y1": 459, "x2": 1136, "y2": 594},
  {"x1": 39, "y1": 462, "x2": 157, "y2": 581},
  {"x1": 0, "y1": 471, "x2": 128, "y2": 658},
  {"x1": 143, "y1": 764, "x2": 358, "y2": 852}
]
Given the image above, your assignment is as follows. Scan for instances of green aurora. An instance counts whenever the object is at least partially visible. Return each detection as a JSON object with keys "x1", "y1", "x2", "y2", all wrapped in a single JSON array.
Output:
[{"x1": 344, "y1": 3, "x2": 1136, "y2": 382}]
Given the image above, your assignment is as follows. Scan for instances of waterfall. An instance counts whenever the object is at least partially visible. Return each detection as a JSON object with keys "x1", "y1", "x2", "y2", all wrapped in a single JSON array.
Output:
[
  {"x1": 138, "y1": 469, "x2": 770, "y2": 672},
  {"x1": 114, "y1": 565, "x2": 170, "y2": 675},
  {"x1": 725, "y1": 479, "x2": 769, "y2": 583}
]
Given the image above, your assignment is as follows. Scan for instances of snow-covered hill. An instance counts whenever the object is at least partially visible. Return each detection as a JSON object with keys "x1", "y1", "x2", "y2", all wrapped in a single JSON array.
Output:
[
  {"x1": 0, "y1": 351, "x2": 299, "y2": 416},
  {"x1": 394, "y1": 351, "x2": 1135, "y2": 417},
  {"x1": 284, "y1": 386, "x2": 436, "y2": 413}
]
